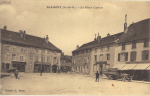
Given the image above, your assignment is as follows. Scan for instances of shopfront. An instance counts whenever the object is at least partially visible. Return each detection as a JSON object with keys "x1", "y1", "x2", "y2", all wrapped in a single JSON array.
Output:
[{"x1": 12, "y1": 61, "x2": 26, "y2": 72}]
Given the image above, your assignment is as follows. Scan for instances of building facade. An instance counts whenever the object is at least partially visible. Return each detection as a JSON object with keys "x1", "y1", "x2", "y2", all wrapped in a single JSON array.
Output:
[
  {"x1": 60, "y1": 53, "x2": 72, "y2": 72},
  {"x1": 114, "y1": 18, "x2": 150, "y2": 81},
  {"x1": 1, "y1": 27, "x2": 62, "y2": 73},
  {"x1": 72, "y1": 32, "x2": 124, "y2": 75}
]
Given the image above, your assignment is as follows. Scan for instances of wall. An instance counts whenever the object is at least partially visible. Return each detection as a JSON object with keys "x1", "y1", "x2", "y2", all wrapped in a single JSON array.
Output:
[
  {"x1": 116, "y1": 39, "x2": 150, "y2": 64},
  {"x1": 1, "y1": 42, "x2": 61, "y2": 73},
  {"x1": 90, "y1": 43, "x2": 116, "y2": 75}
]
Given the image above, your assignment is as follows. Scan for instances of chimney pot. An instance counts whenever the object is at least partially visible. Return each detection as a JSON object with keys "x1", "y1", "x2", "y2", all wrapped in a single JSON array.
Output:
[
  {"x1": 107, "y1": 33, "x2": 110, "y2": 37},
  {"x1": 45, "y1": 35, "x2": 49, "y2": 43},
  {"x1": 19, "y1": 30, "x2": 24, "y2": 38}
]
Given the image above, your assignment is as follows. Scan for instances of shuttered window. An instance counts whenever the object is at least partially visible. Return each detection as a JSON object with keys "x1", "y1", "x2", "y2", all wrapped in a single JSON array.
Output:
[
  {"x1": 130, "y1": 51, "x2": 137, "y2": 61},
  {"x1": 142, "y1": 50, "x2": 149, "y2": 60}
]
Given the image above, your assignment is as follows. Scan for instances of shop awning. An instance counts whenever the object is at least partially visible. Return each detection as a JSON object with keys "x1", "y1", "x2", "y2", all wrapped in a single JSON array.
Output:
[
  {"x1": 121, "y1": 64, "x2": 138, "y2": 70},
  {"x1": 132, "y1": 64, "x2": 150, "y2": 70},
  {"x1": 112, "y1": 64, "x2": 126, "y2": 70},
  {"x1": 146, "y1": 65, "x2": 150, "y2": 70}
]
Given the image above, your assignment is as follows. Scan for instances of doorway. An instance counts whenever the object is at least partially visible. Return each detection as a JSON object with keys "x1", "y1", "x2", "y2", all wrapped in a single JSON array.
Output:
[{"x1": 52, "y1": 65, "x2": 57, "y2": 73}]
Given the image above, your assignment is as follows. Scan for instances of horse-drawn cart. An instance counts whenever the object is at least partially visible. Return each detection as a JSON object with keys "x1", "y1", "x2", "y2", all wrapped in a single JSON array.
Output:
[{"x1": 104, "y1": 68, "x2": 135, "y2": 82}]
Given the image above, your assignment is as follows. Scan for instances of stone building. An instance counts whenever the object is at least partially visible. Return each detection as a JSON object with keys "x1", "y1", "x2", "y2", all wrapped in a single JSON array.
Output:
[
  {"x1": 60, "y1": 53, "x2": 72, "y2": 72},
  {"x1": 72, "y1": 32, "x2": 124, "y2": 75},
  {"x1": 1, "y1": 27, "x2": 62, "y2": 73},
  {"x1": 114, "y1": 18, "x2": 150, "y2": 81}
]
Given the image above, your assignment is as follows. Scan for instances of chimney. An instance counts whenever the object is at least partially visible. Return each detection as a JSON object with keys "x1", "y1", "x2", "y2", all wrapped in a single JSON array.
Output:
[
  {"x1": 45, "y1": 35, "x2": 49, "y2": 43},
  {"x1": 107, "y1": 33, "x2": 110, "y2": 37},
  {"x1": 19, "y1": 30, "x2": 24, "y2": 38},
  {"x1": 23, "y1": 30, "x2": 26, "y2": 39},
  {"x1": 3, "y1": 26, "x2": 7, "y2": 30},
  {"x1": 124, "y1": 14, "x2": 127, "y2": 31},
  {"x1": 94, "y1": 34, "x2": 97, "y2": 41},
  {"x1": 76, "y1": 45, "x2": 79, "y2": 49},
  {"x1": 97, "y1": 33, "x2": 101, "y2": 43}
]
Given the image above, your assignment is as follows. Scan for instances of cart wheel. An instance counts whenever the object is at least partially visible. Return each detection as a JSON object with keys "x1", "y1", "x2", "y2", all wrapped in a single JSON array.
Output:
[{"x1": 122, "y1": 77, "x2": 126, "y2": 82}]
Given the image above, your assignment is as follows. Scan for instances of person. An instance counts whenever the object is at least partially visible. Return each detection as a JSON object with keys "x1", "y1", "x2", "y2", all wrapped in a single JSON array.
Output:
[
  {"x1": 14, "y1": 70, "x2": 19, "y2": 79},
  {"x1": 95, "y1": 71, "x2": 99, "y2": 82}
]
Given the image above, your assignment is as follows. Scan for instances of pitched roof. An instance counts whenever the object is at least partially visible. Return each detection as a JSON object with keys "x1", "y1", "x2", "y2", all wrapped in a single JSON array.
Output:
[
  {"x1": 1, "y1": 29, "x2": 62, "y2": 52},
  {"x1": 72, "y1": 32, "x2": 124, "y2": 53},
  {"x1": 117, "y1": 18, "x2": 150, "y2": 43}
]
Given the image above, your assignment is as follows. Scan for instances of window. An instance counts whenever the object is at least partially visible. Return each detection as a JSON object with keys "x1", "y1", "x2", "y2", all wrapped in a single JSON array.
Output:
[
  {"x1": 21, "y1": 48, "x2": 26, "y2": 54},
  {"x1": 132, "y1": 42, "x2": 136, "y2": 49},
  {"x1": 35, "y1": 49, "x2": 38, "y2": 53},
  {"x1": 100, "y1": 54, "x2": 103, "y2": 61},
  {"x1": 30, "y1": 48, "x2": 34, "y2": 53},
  {"x1": 6, "y1": 54, "x2": 10, "y2": 61},
  {"x1": 106, "y1": 54, "x2": 110, "y2": 61},
  {"x1": 12, "y1": 54, "x2": 16, "y2": 60},
  {"x1": 6, "y1": 63, "x2": 10, "y2": 69},
  {"x1": 20, "y1": 56, "x2": 23, "y2": 61},
  {"x1": 47, "y1": 50, "x2": 50, "y2": 54},
  {"x1": 107, "y1": 46, "x2": 109, "y2": 51},
  {"x1": 130, "y1": 51, "x2": 137, "y2": 62},
  {"x1": 35, "y1": 56, "x2": 38, "y2": 62},
  {"x1": 13, "y1": 47, "x2": 16, "y2": 52},
  {"x1": 73, "y1": 60, "x2": 76, "y2": 65},
  {"x1": 30, "y1": 55, "x2": 33, "y2": 60},
  {"x1": 42, "y1": 56, "x2": 45, "y2": 62},
  {"x1": 122, "y1": 44, "x2": 125, "y2": 50},
  {"x1": 47, "y1": 56, "x2": 50, "y2": 62},
  {"x1": 86, "y1": 49, "x2": 88, "y2": 53},
  {"x1": 144, "y1": 40, "x2": 149, "y2": 47},
  {"x1": 5, "y1": 46, "x2": 10, "y2": 51},
  {"x1": 100, "y1": 47, "x2": 103, "y2": 52},
  {"x1": 95, "y1": 48, "x2": 97, "y2": 53},
  {"x1": 142, "y1": 50, "x2": 149, "y2": 60},
  {"x1": 119, "y1": 52, "x2": 128, "y2": 62},
  {"x1": 94, "y1": 55, "x2": 97, "y2": 62}
]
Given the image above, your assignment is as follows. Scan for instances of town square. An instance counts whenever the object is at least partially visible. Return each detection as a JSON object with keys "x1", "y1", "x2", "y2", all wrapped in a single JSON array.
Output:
[{"x1": 0, "y1": 0, "x2": 150, "y2": 95}]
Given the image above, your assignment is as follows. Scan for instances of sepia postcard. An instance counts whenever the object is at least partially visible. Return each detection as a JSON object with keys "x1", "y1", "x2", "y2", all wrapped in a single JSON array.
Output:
[{"x1": 0, "y1": 0, "x2": 150, "y2": 95}]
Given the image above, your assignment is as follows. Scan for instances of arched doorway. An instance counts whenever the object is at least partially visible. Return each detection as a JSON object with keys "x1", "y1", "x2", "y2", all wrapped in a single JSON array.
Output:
[{"x1": 52, "y1": 65, "x2": 57, "y2": 73}]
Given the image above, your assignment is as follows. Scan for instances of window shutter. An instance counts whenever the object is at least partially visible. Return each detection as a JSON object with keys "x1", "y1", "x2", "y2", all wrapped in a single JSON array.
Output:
[
  {"x1": 142, "y1": 51, "x2": 146, "y2": 60},
  {"x1": 118, "y1": 53, "x2": 120, "y2": 61}
]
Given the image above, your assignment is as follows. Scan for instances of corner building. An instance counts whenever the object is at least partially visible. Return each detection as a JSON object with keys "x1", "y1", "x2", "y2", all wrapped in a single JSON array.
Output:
[
  {"x1": 1, "y1": 28, "x2": 61, "y2": 73},
  {"x1": 115, "y1": 18, "x2": 150, "y2": 81}
]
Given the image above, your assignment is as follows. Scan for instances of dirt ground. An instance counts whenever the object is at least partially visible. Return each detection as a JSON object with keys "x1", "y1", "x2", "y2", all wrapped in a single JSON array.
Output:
[{"x1": 1, "y1": 72, "x2": 150, "y2": 95}]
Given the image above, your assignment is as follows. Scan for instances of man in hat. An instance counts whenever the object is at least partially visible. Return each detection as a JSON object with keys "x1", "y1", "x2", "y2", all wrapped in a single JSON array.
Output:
[{"x1": 95, "y1": 71, "x2": 99, "y2": 82}]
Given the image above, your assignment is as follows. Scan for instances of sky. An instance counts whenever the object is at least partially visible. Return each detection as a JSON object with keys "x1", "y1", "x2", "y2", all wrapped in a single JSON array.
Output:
[{"x1": 0, "y1": 0, "x2": 150, "y2": 55}]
